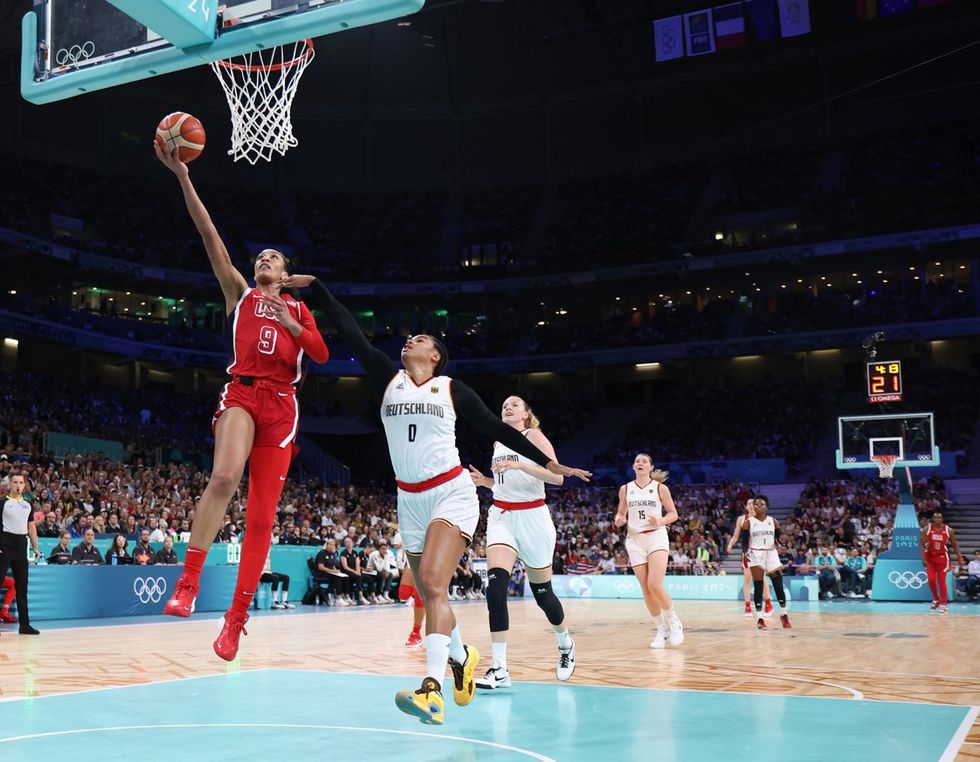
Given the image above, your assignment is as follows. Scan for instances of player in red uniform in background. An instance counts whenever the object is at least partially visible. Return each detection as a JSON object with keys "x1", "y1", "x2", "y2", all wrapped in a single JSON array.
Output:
[
  {"x1": 155, "y1": 143, "x2": 328, "y2": 659},
  {"x1": 0, "y1": 576, "x2": 16, "y2": 622},
  {"x1": 920, "y1": 511, "x2": 964, "y2": 614}
]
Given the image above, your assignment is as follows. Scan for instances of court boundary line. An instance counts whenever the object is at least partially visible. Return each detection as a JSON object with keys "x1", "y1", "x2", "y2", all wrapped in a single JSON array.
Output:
[
  {"x1": 0, "y1": 663, "x2": 970, "y2": 710},
  {"x1": 940, "y1": 705, "x2": 980, "y2": 762},
  {"x1": 0, "y1": 723, "x2": 556, "y2": 760},
  {"x1": 273, "y1": 667, "x2": 968, "y2": 708},
  {"x1": 0, "y1": 668, "x2": 272, "y2": 704},
  {"x1": 757, "y1": 663, "x2": 980, "y2": 683}
]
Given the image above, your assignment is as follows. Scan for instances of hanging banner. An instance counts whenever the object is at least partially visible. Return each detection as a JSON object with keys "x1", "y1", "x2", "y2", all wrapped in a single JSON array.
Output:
[
  {"x1": 777, "y1": 0, "x2": 811, "y2": 36},
  {"x1": 653, "y1": 15, "x2": 685, "y2": 61},
  {"x1": 684, "y1": 9, "x2": 716, "y2": 56}
]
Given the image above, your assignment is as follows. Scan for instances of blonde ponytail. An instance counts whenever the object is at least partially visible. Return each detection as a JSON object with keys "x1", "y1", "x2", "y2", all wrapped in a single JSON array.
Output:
[
  {"x1": 526, "y1": 406, "x2": 541, "y2": 430},
  {"x1": 651, "y1": 469, "x2": 669, "y2": 483}
]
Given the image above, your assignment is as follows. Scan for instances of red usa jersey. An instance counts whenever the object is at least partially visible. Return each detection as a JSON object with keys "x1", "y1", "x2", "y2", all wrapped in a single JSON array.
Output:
[
  {"x1": 925, "y1": 524, "x2": 950, "y2": 560},
  {"x1": 226, "y1": 288, "x2": 322, "y2": 385}
]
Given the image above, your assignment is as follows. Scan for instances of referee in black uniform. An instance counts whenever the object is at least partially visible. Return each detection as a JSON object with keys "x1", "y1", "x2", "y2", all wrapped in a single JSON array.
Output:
[{"x1": 0, "y1": 473, "x2": 41, "y2": 634}]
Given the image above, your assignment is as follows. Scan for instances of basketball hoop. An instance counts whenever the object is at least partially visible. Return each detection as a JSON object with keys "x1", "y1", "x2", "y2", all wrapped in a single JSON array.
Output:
[
  {"x1": 871, "y1": 454, "x2": 898, "y2": 479},
  {"x1": 210, "y1": 38, "x2": 314, "y2": 164}
]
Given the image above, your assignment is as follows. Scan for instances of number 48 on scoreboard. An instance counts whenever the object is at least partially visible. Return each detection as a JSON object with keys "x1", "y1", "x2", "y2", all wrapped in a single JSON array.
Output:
[{"x1": 867, "y1": 360, "x2": 903, "y2": 404}]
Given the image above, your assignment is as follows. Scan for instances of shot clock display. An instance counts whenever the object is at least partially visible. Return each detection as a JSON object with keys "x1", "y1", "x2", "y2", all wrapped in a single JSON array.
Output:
[{"x1": 867, "y1": 360, "x2": 903, "y2": 404}]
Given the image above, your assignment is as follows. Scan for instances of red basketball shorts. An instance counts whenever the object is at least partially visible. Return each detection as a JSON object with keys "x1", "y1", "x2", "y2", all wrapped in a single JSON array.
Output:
[{"x1": 212, "y1": 379, "x2": 299, "y2": 448}]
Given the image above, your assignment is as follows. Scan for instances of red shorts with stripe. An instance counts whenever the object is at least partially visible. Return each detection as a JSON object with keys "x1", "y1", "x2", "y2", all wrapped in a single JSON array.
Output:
[{"x1": 212, "y1": 379, "x2": 300, "y2": 448}]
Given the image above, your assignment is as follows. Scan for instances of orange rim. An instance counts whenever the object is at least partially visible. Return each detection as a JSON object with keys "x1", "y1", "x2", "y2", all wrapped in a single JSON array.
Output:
[{"x1": 216, "y1": 38, "x2": 314, "y2": 73}]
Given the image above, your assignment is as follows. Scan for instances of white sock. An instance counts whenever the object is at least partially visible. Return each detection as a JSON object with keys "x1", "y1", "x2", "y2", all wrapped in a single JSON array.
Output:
[
  {"x1": 449, "y1": 625, "x2": 467, "y2": 664},
  {"x1": 281, "y1": 591, "x2": 288, "y2": 603},
  {"x1": 654, "y1": 613, "x2": 664, "y2": 628},
  {"x1": 492, "y1": 641, "x2": 508, "y2": 671},
  {"x1": 556, "y1": 628, "x2": 572, "y2": 650},
  {"x1": 663, "y1": 607, "x2": 676, "y2": 621},
  {"x1": 425, "y1": 634, "x2": 451, "y2": 688}
]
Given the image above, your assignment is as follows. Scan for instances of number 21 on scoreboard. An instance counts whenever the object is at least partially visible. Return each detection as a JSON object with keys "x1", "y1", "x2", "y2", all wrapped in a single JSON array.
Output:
[{"x1": 866, "y1": 360, "x2": 902, "y2": 403}]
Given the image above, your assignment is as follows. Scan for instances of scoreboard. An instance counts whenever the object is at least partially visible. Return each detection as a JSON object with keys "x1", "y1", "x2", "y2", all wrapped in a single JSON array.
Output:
[{"x1": 866, "y1": 360, "x2": 903, "y2": 404}]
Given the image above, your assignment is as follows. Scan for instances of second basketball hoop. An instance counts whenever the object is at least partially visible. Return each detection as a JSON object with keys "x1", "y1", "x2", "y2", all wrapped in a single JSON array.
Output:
[{"x1": 210, "y1": 37, "x2": 315, "y2": 164}]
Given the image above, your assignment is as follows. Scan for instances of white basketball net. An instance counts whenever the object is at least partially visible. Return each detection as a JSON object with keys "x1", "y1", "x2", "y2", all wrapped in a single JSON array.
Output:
[
  {"x1": 210, "y1": 39, "x2": 314, "y2": 164},
  {"x1": 871, "y1": 455, "x2": 897, "y2": 479}
]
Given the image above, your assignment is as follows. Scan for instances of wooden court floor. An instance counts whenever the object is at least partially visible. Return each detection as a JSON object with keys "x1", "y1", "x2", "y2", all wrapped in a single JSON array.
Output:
[{"x1": 2, "y1": 599, "x2": 978, "y2": 758}]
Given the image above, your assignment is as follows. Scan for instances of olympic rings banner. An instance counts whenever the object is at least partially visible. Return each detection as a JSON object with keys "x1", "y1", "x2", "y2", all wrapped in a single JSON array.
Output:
[{"x1": 26, "y1": 566, "x2": 237, "y2": 620}]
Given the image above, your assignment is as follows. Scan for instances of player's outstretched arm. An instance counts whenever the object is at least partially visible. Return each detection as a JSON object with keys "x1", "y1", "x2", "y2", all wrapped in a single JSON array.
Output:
[
  {"x1": 949, "y1": 527, "x2": 965, "y2": 563},
  {"x1": 154, "y1": 141, "x2": 247, "y2": 311},
  {"x1": 491, "y1": 429, "x2": 564, "y2": 485},
  {"x1": 283, "y1": 276, "x2": 398, "y2": 392},
  {"x1": 614, "y1": 485, "x2": 628, "y2": 527},
  {"x1": 468, "y1": 465, "x2": 495, "y2": 490},
  {"x1": 656, "y1": 483, "x2": 679, "y2": 527},
  {"x1": 451, "y1": 380, "x2": 591, "y2": 482},
  {"x1": 727, "y1": 516, "x2": 744, "y2": 553}
]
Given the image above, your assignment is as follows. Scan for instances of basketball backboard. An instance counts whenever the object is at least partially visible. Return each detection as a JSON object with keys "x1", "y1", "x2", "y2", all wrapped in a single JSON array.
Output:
[
  {"x1": 22, "y1": 0, "x2": 424, "y2": 104},
  {"x1": 835, "y1": 412, "x2": 939, "y2": 471}
]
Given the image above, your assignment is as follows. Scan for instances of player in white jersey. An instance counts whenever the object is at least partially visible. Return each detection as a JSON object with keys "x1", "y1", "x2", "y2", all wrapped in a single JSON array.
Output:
[
  {"x1": 726, "y1": 499, "x2": 773, "y2": 617},
  {"x1": 727, "y1": 495, "x2": 791, "y2": 630},
  {"x1": 468, "y1": 396, "x2": 576, "y2": 689},
  {"x1": 614, "y1": 453, "x2": 683, "y2": 649},
  {"x1": 289, "y1": 275, "x2": 591, "y2": 726}
]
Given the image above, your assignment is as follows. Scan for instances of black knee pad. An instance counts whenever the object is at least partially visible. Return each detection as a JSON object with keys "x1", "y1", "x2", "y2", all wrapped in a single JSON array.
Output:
[
  {"x1": 530, "y1": 580, "x2": 565, "y2": 626},
  {"x1": 769, "y1": 572, "x2": 786, "y2": 605},
  {"x1": 486, "y1": 568, "x2": 510, "y2": 633}
]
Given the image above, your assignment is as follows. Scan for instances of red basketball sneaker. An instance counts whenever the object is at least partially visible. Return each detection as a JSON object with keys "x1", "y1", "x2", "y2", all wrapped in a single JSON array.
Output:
[
  {"x1": 929, "y1": 601, "x2": 940, "y2": 611},
  {"x1": 0, "y1": 610, "x2": 18, "y2": 623},
  {"x1": 163, "y1": 576, "x2": 198, "y2": 618},
  {"x1": 757, "y1": 617, "x2": 768, "y2": 630},
  {"x1": 764, "y1": 599, "x2": 774, "y2": 617},
  {"x1": 405, "y1": 628, "x2": 423, "y2": 648},
  {"x1": 213, "y1": 611, "x2": 249, "y2": 661},
  {"x1": 744, "y1": 602, "x2": 752, "y2": 617},
  {"x1": 780, "y1": 614, "x2": 792, "y2": 629}
]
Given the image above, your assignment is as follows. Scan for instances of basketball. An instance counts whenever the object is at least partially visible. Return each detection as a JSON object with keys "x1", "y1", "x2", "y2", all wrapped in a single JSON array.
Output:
[{"x1": 155, "y1": 112, "x2": 206, "y2": 163}]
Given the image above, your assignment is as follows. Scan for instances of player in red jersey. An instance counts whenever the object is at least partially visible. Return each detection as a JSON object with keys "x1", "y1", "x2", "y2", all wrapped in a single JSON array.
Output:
[
  {"x1": 726, "y1": 499, "x2": 772, "y2": 618},
  {"x1": 920, "y1": 511, "x2": 964, "y2": 614},
  {"x1": 0, "y1": 576, "x2": 16, "y2": 623},
  {"x1": 155, "y1": 143, "x2": 328, "y2": 659}
]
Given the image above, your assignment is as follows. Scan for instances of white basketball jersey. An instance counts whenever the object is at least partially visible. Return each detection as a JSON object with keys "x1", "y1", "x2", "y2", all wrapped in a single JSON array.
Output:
[
  {"x1": 381, "y1": 371, "x2": 460, "y2": 483},
  {"x1": 626, "y1": 480, "x2": 664, "y2": 535},
  {"x1": 748, "y1": 516, "x2": 776, "y2": 550},
  {"x1": 492, "y1": 433, "x2": 546, "y2": 503}
]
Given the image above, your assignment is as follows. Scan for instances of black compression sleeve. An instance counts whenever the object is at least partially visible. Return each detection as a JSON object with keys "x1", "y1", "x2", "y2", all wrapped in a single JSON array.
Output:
[
  {"x1": 309, "y1": 279, "x2": 398, "y2": 391},
  {"x1": 451, "y1": 381, "x2": 552, "y2": 467}
]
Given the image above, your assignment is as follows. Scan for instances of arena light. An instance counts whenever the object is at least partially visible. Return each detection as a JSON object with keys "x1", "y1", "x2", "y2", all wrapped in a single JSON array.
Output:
[
  {"x1": 4, "y1": 338, "x2": 18, "y2": 348},
  {"x1": 8, "y1": 290, "x2": 16, "y2": 295},
  {"x1": 636, "y1": 363, "x2": 660, "y2": 369},
  {"x1": 715, "y1": 232, "x2": 724, "y2": 241}
]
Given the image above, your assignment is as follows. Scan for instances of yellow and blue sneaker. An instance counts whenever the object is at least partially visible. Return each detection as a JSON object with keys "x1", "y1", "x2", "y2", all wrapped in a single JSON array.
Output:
[
  {"x1": 395, "y1": 677, "x2": 444, "y2": 725},
  {"x1": 448, "y1": 644, "x2": 480, "y2": 706}
]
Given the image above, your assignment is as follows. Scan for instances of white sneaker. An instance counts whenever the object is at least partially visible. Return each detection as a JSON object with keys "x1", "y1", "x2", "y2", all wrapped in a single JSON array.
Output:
[
  {"x1": 270, "y1": 601, "x2": 283, "y2": 610},
  {"x1": 556, "y1": 640, "x2": 576, "y2": 682},
  {"x1": 448, "y1": 591, "x2": 458, "y2": 602},
  {"x1": 281, "y1": 601, "x2": 295, "y2": 609},
  {"x1": 650, "y1": 623, "x2": 667, "y2": 649},
  {"x1": 475, "y1": 665, "x2": 512, "y2": 690},
  {"x1": 668, "y1": 616, "x2": 684, "y2": 646}
]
